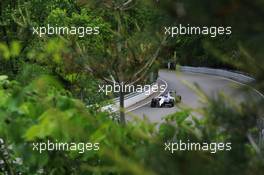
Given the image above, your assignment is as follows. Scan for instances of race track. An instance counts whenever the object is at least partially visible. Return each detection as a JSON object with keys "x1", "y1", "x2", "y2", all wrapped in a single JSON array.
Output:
[{"x1": 126, "y1": 69, "x2": 251, "y2": 123}]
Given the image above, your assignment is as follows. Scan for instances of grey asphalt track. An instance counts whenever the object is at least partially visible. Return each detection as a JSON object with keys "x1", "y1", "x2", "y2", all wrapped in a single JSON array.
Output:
[{"x1": 126, "y1": 69, "x2": 253, "y2": 123}]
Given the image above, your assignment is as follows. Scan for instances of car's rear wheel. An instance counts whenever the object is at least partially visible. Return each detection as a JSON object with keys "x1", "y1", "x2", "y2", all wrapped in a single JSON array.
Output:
[
  {"x1": 151, "y1": 101, "x2": 155, "y2": 107},
  {"x1": 151, "y1": 99, "x2": 157, "y2": 107}
]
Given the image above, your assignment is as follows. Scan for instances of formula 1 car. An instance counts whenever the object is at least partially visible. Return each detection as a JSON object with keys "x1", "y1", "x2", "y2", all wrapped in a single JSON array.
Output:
[{"x1": 150, "y1": 91, "x2": 181, "y2": 108}]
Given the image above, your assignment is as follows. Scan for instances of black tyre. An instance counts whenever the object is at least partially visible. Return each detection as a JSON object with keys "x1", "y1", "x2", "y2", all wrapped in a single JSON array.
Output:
[
  {"x1": 158, "y1": 102, "x2": 164, "y2": 108},
  {"x1": 171, "y1": 101, "x2": 175, "y2": 107},
  {"x1": 151, "y1": 99, "x2": 156, "y2": 107}
]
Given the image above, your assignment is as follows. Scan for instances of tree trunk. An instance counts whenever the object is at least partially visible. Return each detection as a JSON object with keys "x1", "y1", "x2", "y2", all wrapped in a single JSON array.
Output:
[{"x1": 119, "y1": 90, "x2": 126, "y2": 125}]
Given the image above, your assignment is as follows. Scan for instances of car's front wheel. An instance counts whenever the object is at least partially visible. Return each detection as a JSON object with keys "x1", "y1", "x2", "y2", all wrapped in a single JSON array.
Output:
[{"x1": 169, "y1": 100, "x2": 175, "y2": 107}]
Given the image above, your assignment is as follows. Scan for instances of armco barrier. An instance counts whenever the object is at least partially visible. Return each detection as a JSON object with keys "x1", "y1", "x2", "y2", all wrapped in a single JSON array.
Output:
[
  {"x1": 179, "y1": 66, "x2": 255, "y2": 83},
  {"x1": 101, "y1": 81, "x2": 165, "y2": 112}
]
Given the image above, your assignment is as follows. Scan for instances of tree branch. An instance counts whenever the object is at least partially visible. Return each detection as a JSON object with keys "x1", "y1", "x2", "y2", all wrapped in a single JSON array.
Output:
[{"x1": 127, "y1": 36, "x2": 167, "y2": 84}]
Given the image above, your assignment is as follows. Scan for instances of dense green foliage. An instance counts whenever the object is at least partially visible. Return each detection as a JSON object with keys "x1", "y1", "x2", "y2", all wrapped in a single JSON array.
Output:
[
  {"x1": 0, "y1": 0, "x2": 264, "y2": 175},
  {"x1": 0, "y1": 75, "x2": 263, "y2": 174},
  {"x1": 159, "y1": 0, "x2": 264, "y2": 70}
]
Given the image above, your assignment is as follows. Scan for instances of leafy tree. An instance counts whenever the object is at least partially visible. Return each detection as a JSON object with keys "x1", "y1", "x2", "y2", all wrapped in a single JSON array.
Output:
[
  {"x1": 82, "y1": 0, "x2": 166, "y2": 124},
  {"x1": 1, "y1": 74, "x2": 264, "y2": 174},
  {"x1": 1, "y1": 0, "x2": 113, "y2": 103},
  {"x1": 0, "y1": 0, "x2": 264, "y2": 175}
]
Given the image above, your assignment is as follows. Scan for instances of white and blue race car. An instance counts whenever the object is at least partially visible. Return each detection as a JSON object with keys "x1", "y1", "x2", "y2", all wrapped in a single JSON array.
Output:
[{"x1": 150, "y1": 91, "x2": 181, "y2": 108}]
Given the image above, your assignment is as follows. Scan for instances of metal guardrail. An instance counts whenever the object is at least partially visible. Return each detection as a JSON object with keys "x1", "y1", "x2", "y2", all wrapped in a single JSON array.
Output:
[
  {"x1": 102, "y1": 82, "x2": 160, "y2": 112},
  {"x1": 112, "y1": 91, "x2": 141, "y2": 104},
  {"x1": 112, "y1": 81, "x2": 158, "y2": 104},
  {"x1": 179, "y1": 66, "x2": 255, "y2": 83}
]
